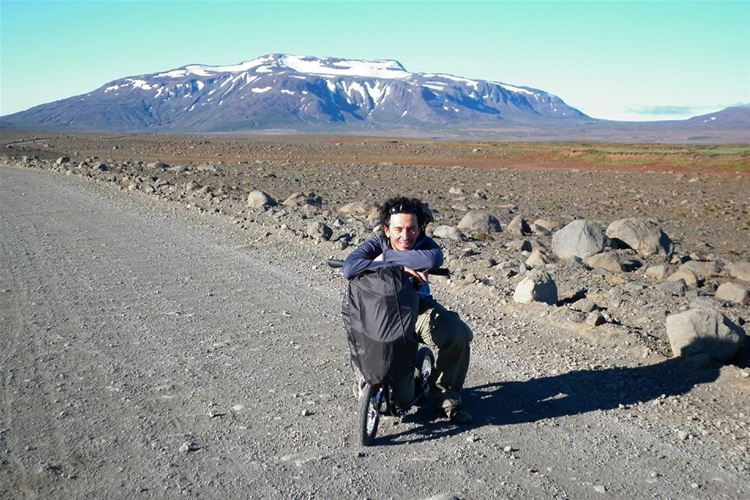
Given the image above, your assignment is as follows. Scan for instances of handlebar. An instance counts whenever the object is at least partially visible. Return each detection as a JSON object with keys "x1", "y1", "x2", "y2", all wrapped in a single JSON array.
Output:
[{"x1": 326, "y1": 259, "x2": 450, "y2": 276}]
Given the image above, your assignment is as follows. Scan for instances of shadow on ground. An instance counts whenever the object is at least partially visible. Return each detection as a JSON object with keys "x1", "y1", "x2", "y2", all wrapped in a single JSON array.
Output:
[{"x1": 381, "y1": 357, "x2": 722, "y2": 446}]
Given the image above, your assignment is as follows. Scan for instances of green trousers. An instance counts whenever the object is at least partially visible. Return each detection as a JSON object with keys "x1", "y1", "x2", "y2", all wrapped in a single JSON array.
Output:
[{"x1": 392, "y1": 297, "x2": 473, "y2": 411}]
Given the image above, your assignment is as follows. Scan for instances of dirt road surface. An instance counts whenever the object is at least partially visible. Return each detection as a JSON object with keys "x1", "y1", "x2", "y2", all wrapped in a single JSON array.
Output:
[{"x1": 1, "y1": 165, "x2": 748, "y2": 498}]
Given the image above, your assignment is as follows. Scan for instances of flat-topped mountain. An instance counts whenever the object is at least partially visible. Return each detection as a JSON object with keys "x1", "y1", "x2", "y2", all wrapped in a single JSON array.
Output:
[{"x1": 1, "y1": 54, "x2": 590, "y2": 132}]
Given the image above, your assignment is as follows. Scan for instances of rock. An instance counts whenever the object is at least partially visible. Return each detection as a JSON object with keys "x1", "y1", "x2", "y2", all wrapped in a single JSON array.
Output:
[
  {"x1": 551, "y1": 220, "x2": 606, "y2": 260},
  {"x1": 283, "y1": 192, "x2": 322, "y2": 208},
  {"x1": 146, "y1": 161, "x2": 169, "y2": 170},
  {"x1": 179, "y1": 441, "x2": 199, "y2": 453},
  {"x1": 585, "y1": 251, "x2": 626, "y2": 273},
  {"x1": 448, "y1": 186, "x2": 464, "y2": 195},
  {"x1": 667, "y1": 267, "x2": 702, "y2": 288},
  {"x1": 431, "y1": 225, "x2": 464, "y2": 241},
  {"x1": 513, "y1": 271, "x2": 558, "y2": 305},
  {"x1": 645, "y1": 264, "x2": 670, "y2": 281},
  {"x1": 55, "y1": 156, "x2": 70, "y2": 165},
  {"x1": 532, "y1": 218, "x2": 561, "y2": 233},
  {"x1": 659, "y1": 279, "x2": 687, "y2": 297},
  {"x1": 507, "y1": 214, "x2": 531, "y2": 236},
  {"x1": 457, "y1": 211, "x2": 502, "y2": 234},
  {"x1": 525, "y1": 248, "x2": 554, "y2": 267},
  {"x1": 306, "y1": 221, "x2": 332, "y2": 241},
  {"x1": 587, "y1": 311, "x2": 606, "y2": 327},
  {"x1": 338, "y1": 202, "x2": 370, "y2": 216},
  {"x1": 726, "y1": 261, "x2": 750, "y2": 281},
  {"x1": 571, "y1": 298, "x2": 597, "y2": 313},
  {"x1": 715, "y1": 282, "x2": 750, "y2": 304},
  {"x1": 681, "y1": 260, "x2": 722, "y2": 279},
  {"x1": 247, "y1": 190, "x2": 276, "y2": 209},
  {"x1": 666, "y1": 308, "x2": 745, "y2": 363},
  {"x1": 606, "y1": 218, "x2": 674, "y2": 257},
  {"x1": 185, "y1": 180, "x2": 201, "y2": 191}
]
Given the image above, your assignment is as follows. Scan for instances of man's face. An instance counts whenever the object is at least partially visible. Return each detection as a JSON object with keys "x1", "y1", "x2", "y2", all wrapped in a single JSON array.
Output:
[{"x1": 384, "y1": 213, "x2": 420, "y2": 251}]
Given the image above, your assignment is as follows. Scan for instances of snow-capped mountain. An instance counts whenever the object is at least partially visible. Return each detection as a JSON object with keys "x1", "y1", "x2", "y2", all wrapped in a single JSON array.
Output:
[{"x1": 2, "y1": 54, "x2": 590, "y2": 132}]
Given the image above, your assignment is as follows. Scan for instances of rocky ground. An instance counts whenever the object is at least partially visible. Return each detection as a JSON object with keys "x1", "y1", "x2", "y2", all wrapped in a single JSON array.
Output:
[{"x1": 1, "y1": 132, "x2": 749, "y2": 498}]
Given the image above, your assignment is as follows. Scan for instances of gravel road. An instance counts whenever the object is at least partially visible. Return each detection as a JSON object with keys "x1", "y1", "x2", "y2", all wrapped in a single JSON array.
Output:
[{"x1": 1, "y1": 165, "x2": 748, "y2": 499}]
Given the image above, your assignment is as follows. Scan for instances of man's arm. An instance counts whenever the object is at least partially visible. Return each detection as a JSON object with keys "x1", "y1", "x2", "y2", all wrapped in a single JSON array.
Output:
[
  {"x1": 382, "y1": 237, "x2": 444, "y2": 271},
  {"x1": 342, "y1": 237, "x2": 388, "y2": 279}
]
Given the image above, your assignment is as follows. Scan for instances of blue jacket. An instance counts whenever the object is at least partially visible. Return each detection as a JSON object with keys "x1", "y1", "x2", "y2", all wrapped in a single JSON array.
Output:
[{"x1": 342, "y1": 234, "x2": 444, "y2": 280}]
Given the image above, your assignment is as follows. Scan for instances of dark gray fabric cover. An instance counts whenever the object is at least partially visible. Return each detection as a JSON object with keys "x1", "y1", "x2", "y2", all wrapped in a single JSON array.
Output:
[{"x1": 342, "y1": 266, "x2": 419, "y2": 385}]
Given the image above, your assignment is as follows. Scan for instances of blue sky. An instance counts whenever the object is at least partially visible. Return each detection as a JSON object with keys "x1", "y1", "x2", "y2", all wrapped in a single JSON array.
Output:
[{"x1": 1, "y1": 0, "x2": 748, "y2": 121}]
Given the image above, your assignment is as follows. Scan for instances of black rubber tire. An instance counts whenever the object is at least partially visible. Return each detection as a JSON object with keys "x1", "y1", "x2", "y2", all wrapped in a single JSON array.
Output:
[
  {"x1": 415, "y1": 346, "x2": 435, "y2": 397},
  {"x1": 358, "y1": 383, "x2": 382, "y2": 446}
]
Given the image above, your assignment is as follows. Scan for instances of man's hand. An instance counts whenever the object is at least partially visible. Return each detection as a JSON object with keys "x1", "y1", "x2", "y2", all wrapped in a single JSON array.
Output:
[{"x1": 403, "y1": 267, "x2": 429, "y2": 284}]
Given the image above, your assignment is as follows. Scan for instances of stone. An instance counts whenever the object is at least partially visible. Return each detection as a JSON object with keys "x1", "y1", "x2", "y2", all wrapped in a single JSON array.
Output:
[
  {"x1": 179, "y1": 441, "x2": 198, "y2": 453},
  {"x1": 283, "y1": 192, "x2": 322, "y2": 208},
  {"x1": 247, "y1": 190, "x2": 276, "y2": 209},
  {"x1": 571, "y1": 298, "x2": 597, "y2": 313},
  {"x1": 667, "y1": 267, "x2": 701, "y2": 288},
  {"x1": 525, "y1": 248, "x2": 554, "y2": 267},
  {"x1": 551, "y1": 220, "x2": 606, "y2": 260},
  {"x1": 587, "y1": 311, "x2": 606, "y2": 327},
  {"x1": 681, "y1": 260, "x2": 722, "y2": 279},
  {"x1": 513, "y1": 271, "x2": 558, "y2": 305},
  {"x1": 146, "y1": 161, "x2": 169, "y2": 170},
  {"x1": 55, "y1": 156, "x2": 70, "y2": 165},
  {"x1": 715, "y1": 282, "x2": 750, "y2": 304},
  {"x1": 457, "y1": 211, "x2": 502, "y2": 234},
  {"x1": 726, "y1": 261, "x2": 750, "y2": 281},
  {"x1": 448, "y1": 186, "x2": 464, "y2": 195},
  {"x1": 431, "y1": 225, "x2": 464, "y2": 241},
  {"x1": 645, "y1": 264, "x2": 670, "y2": 281},
  {"x1": 306, "y1": 221, "x2": 332, "y2": 241},
  {"x1": 606, "y1": 218, "x2": 674, "y2": 257},
  {"x1": 507, "y1": 214, "x2": 531, "y2": 236},
  {"x1": 338, "y1": 202, "x2": 370, "y2": 216},
  {"x1": 666, "y1": 308, "x2": 745, "y2": 363},
  {"x1": 532, "y1": 218, "x2": 561, "y2": 233},
  {"x1": 585, "y1": 251, "x2": 626, "y2": 273},
  {"x1": 659, "y1": 279, "x2": 687, "y2": 297}
]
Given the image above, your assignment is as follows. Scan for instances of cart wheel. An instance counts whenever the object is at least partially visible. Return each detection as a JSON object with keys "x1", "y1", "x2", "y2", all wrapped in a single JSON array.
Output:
[{"x1": 358, "y1": 383, "x2": 383, "y2": 446}]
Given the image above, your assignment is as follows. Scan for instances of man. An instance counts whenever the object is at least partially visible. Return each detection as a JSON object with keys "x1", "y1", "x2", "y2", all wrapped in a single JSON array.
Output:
[{"x1": 343, "y1": 196, "x2": 473, "y2": 424}]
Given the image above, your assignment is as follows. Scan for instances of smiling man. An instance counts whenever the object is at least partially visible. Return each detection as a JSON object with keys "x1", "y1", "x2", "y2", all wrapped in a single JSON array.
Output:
[{"x1": 343, "y1": 196, "x2": 473, "y2": 424}]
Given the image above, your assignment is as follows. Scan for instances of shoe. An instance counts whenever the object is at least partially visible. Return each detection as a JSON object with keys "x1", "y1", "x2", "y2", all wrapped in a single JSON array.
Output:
[{"x1": 446, "y1": 406, "x2": 473, "y2": 424}]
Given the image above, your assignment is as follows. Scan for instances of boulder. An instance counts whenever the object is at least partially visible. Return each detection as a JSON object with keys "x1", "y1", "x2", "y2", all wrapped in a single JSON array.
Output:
[
  {"x1": 247, "y1": 190, "x2": 276, "y2": 209},
  {"x1": 507, "y1": 214, "x2": 531, "y2": 236},
  {"x1": 431, "y1": 225, "x2": 464, "y2": 241},
  {"x1": 681, "y1": 260, "x2": 722, "y2": 279},
  {"x1": 306, "y1": 221, "x2": 332, "y2": 241},
  {"x1": 726, "y1": 261, "x2": 750, "y2": 281},
  {"x1": 513, "y1": 271, "x2": 558, "y2": 305},
  {"x1": 645, "y1": 264, "x2": 670, "y2": 281},
  {"x1": 715, "y1": 282, "x2": 750, "y2": 304},
  {"x1": 525, "y1": 248, "x2": 554, "y2": 267},
  {"x1": 457, "y1": 211, "x2": 502, "y2": 234},
  {"x1": 659, "y1": 279, "x2": 687, "y2": 297},
  {"x1": 606, "y1": 218, "x2": 673, "y2": 257},
  {"x1": 551, "y1": 220, "x2": 606, "y2": 260},
  {"x1": 666, "y1": 308, "x2": 745, "y2": 363},
  {"x1": 584, "y1": 251, "x2": 626, "y2": 273},
  {"x1": 532, "y1": 218, "x2": 561, "y2": 234},
  {"x1": 338, "y1": 202, "x2": 370, "y2": 216},
  {"x1": 283, "y1": 192, "x2": 322, "y2": 208},
  {"x1": 667, "y1": 267, "x2": 701, "y2": 288},
  {"x1": 146, "y1": 161, "x2": 169, "y2": 170},
  {"x1": 55, "y1": 156, "x2": 70, "y2": 165}
]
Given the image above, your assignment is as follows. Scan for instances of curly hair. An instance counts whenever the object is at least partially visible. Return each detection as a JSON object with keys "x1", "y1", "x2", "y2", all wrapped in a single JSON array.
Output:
[{"x1": 377, "y1": 196, "x2": 433, "y2": 232}]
